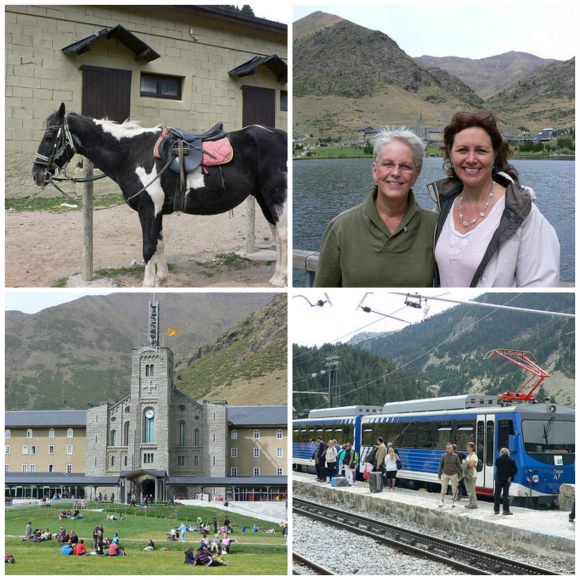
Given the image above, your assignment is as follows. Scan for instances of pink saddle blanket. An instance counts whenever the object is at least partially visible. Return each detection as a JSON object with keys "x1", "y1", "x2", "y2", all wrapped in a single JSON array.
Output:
[{"x1": 154, "y1": 128, "x2": 233, "y2": 166}]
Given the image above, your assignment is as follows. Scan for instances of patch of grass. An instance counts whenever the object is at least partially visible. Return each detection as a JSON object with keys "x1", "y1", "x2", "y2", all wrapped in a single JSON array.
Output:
[
  {"x1": 93, "y1": 264, "x2": 178, "y2": 286},
  {"x1": 52, "y1": 277, "x2": 69, "y2": 288},
  {"x1": 214, "y1": 253, "x2": 245, "y2": 270},
  {"x1": 6, "y1": 194, "x2": 124, "y2": 213},
  {"x1": 5, "y1": 504, "x2": 286, "y2": 575}
]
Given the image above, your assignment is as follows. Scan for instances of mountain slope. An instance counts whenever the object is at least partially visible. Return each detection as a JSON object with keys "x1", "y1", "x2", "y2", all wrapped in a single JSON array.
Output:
[
  {"x1": 417, "y1": 52, "x2": 556, "y2": 99},
  {"x1": 5, "y1": 293, "x2": 283, "y2": 410},
  {"x1": 293, "y1": 13, "x2": 483, "y2": 138}
]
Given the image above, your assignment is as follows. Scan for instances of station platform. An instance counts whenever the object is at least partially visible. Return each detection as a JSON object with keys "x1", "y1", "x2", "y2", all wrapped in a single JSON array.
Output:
[{"x1": 293, "y1": 472, "x2": 575, "y2": 562}]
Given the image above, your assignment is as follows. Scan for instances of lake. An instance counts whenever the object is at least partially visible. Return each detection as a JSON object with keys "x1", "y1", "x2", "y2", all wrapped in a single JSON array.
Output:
[{"x1": 293, "y1": 157, "x2": 575, "y2": 286}]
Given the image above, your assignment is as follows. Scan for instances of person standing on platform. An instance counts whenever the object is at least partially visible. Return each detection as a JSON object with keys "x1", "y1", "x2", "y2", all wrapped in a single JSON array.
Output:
[
  {"x1": 452, "y1": 444, "x2": 467, "y2": 502},
  {"x1": 438, "y1": 443, "x2": 462, "y2": 507},
  {"x1": 494, "y1": 448, "x2": 517, "y2": 515},
  {"x1": 341, "y1": 442, "x2": 357, "y2": 486},
  {"x1": 325, "y1": 440, "x2": 338, "y2": 483},
  {"x1": 375, "y1": 437, "x2": 387, "y2": 475},
  {"x1": 462, "y1": 442, "x2": 479, "y2": 509},
  {"x1": 312, "y1": 436, "x2": 327, "y2": 483}
]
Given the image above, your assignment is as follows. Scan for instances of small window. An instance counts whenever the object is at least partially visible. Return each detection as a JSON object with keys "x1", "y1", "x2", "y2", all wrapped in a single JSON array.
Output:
[
  {"x1": 253, "y1": 467, "x2": 260, "y2": 476},
  {"x1": 276, "y1": 447, "x2": 283, "y2": 457},
  {"x1": 30, "y1": 464, "x2": 36, "y2": 472},
  {"x1": 66, "y1": 464, "x2": 72, "y2": 474},
  {"x1": 5, "y1": 446, "x2": 10, "y2": 455},
  {"x1": 111, "y1": 430, "x2": 117, "y2": 446},
  {"x1": 111, "y1": 456, "x2": 115, "y2": 466},
  {"x1": 26, "y1": 429, "x2": 33, "y2": 438},
  {"x1": 280, "y1": 90, "x2": 288, "y2": 112},
  {"x1": 194, "y1": 455, "x2": 199, "y2": 466},
  {"x1": 49, "y1": 428, "x2": 55, "y2": 438},
  {"x1": 253, "y1": 448, "x2": 260, "y2": 457},
  {"x1": 231, "y1": 430, "x2": 238, "y2": 440},
  {"x1": 67, "y1": 428, "x2": 74, "y2": 438},
  {"x1": 141, "y1": 73, "x2": 182, "y2": 100},
  {"x1": 22, "y1": 464, "x2": 27, "y2": 472},
  {"x1": 253, "y1": 429, "x2": 260, "y2": 439},
  {"x1": 49, "y1": 445, "x2": 55, "y2": 455},
  {"x1": 5, "y1": 429, "x2": 11, "y2": 438},
  {"x1": 277, "y1": 467, "x2": 283, "y2": 476},
  {"x1": 231, "y1": 448, "x2": 238, "y2": 458},
  {"x1": 66, "y1": 445, "x2": 73, "y2": 455},
  {"x1": 231, "y1": 467, "x2": 238, "y2": 476},
  {"x1": 5, "y1": 465, "x2": 9, "y2": 472},
  {"x1": 276, "y1": 430, "x2": 283, "y2": 439},
  {"x1": 48, "y1": 464, "x2": 54, "y2": 472},
  {"x1": 194, "y1": 429, "x2": 200, "y2": 446},
  {"x1": 22, "y1": 445, "x2": 28, "y2": 455},
  {"x1": 30, "y1": 445, "x2": 36, "y2": 455}
]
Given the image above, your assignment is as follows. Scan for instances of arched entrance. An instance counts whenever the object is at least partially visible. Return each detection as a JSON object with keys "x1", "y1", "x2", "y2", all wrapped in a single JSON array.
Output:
[{"x1": 142, "y1": 479, "x2": 155, "y2": 498}]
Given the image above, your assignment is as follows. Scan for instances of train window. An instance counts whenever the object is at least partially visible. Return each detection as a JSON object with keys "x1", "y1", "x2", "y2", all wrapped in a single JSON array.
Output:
[
  {"x1": 436, "y1": 424, "x2": 452, "y2": 449},
  {"x1": 476, "y1": 420, "x2": 485, "y2": 461},
  {"x1": 522, "y1": 419, "x2": 575, "y2": 455},
  {"x1": 387, "y1": 424, "x2": 402, "y2": 446},
  {"x1": 497, "y1": 419, "x2": 514, "y2": 451},
  {"x1": 416, "y1": 421, "x2": 438, "y2": 449},
  {"x1": 486, "y1": 420, "x2": 494, "y2": 466},
  {"x1": 293, "y1": 429, "x2": 299, "y2": 442},
  {"x1": 362, "y1": 428, "x2": 374, "y2": 446},
  {"x1": 396, "y1": 422, "x2": 416, "y2": 447},
  {"x1": 454, "y1": 423, "x2": 475, "y2": 450}
]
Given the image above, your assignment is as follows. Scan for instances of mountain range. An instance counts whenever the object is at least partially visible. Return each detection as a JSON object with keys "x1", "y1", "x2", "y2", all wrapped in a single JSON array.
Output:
[
  {"x1": 5, "y1": 293, "x2": 287, "y2": 410},
  {"x1": 293, "y1": 12, "x2": 575, "y2": 138},
  {"x1": 293, "y1": 293, "x2": 574, "y2": 413}
]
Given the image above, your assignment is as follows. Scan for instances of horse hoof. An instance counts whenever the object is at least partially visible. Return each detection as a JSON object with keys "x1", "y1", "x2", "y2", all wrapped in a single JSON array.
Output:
[{"x1": 268, "y1": 274, "x2": 287, "y2": 288}]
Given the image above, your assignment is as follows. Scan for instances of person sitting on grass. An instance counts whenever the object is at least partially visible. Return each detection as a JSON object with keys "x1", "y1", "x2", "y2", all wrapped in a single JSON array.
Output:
[
  {"x1": 221, "y1": 535, "x2": 233, "y2": 554},
  {"x1": 106, "y1": 540, "x2": 125, "y2": 556},
  {"x1": 184, "y1": 546, "x2": 196, "y2": 565},
  {"x1": 193, "y1": 547, "x2": 229, "y2": 567},
  {"x1": 73, "y1": 539, "x2": 87, "y2": 556},
  {"x1": 69, "y1": 530, "x2": 79, "y2": 545},
  {"x1": 199, "y1": 533, "x2": 210, "y2": 550},
  {"x1": 210, "y1": 534, "x2": 221, "y2": 553},
  {"x1": 143, "y1": 538, "x2": 155, "y2": 551},
  {"x1": 61, "y1": 543, "x2": 74, "y2": 555}
]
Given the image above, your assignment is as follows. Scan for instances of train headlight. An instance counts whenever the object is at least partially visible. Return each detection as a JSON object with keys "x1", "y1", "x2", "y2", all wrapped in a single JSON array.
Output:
[
  {"x1": 532, "y1": 474, "x2": 540, "y2": 484},
  {"x1": 549, "y1": 404, "x2": 557, "y2": 413}
]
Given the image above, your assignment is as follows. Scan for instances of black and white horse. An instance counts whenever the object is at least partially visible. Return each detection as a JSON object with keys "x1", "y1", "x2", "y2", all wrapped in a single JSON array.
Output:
[{"x1": 32, "y1": 103, "x2": 287, "y2": 287}]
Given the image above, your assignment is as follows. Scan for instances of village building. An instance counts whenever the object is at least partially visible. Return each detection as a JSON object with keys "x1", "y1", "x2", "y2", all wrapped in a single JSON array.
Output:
[{"x1": 6, "y1": 5, "x2": 287, "y2": 197}]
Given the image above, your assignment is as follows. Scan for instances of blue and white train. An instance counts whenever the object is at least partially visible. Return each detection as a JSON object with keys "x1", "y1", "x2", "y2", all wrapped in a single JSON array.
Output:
[{"x1": 293, "y1": 395, "x2": 575, "y2": 506}]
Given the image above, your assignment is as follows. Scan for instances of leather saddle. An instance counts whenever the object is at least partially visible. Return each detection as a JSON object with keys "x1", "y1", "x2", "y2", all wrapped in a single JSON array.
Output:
[{"x1": 154, "y1": 123, "x2": 229, "y2": 208}]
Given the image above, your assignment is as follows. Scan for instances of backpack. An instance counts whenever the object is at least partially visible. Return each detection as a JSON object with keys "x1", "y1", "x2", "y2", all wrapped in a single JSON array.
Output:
[
  {"x1": 365, "y1": 446, "x2": 377, "y2": 466},
  {"x1": 476, "y1": 458, "x2": 484, "y2": 472},
  {"x1": 352, "y1": 450, "x2": 359, "y2": 466}
]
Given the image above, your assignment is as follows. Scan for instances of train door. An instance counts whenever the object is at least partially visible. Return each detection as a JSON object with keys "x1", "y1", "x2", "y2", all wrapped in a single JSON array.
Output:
[{"x1": 476, "y1": 414, "x2": 495, "y2": 493}]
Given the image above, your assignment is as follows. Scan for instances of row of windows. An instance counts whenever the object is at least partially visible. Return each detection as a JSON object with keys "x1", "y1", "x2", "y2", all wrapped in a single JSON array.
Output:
[
  {"x1": 6, "y1": 464, "x2": 73, "y2": 474},
  {"x1": 139, "y1": 73, "x2": 288, "y2": 112},
  {"x1": 6, "y1": 428, "x2": 75, "y2": 439},
  {"x1": 6, "y1": 445, "x2": 74, "y2": 456},
  {"x1": 293, "y1": 425, "x2": 355, "y2": 444},
  {"x1": 230, "y1": 447, "x2": 284, "y2": 458},
  {"x1": 229, "y1": 467, "x2": 284, "y2": 477},
  {"x1": 231, "y1": 429, "x2": 285, "y2": 440}
]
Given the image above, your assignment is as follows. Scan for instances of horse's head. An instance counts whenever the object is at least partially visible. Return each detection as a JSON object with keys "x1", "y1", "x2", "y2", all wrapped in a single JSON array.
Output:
[{"x1": 32, "y1": 103, "x2": 76, "y2": 186}]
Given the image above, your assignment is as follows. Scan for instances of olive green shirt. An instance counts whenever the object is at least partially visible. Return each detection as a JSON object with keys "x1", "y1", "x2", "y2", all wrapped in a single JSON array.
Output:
[{"x1": 314, "y1": 186, "x2": 437, "y2": 287}]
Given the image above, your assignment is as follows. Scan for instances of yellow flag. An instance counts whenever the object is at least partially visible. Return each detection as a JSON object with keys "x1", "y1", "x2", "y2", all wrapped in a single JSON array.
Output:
[{"x1": 168, "y1": 329, "x2": 179, "y2": 336}]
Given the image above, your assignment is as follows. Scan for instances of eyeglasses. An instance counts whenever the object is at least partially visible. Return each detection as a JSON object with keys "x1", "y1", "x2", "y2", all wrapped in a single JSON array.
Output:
[{"x1": 379, "y1": 161, "x2": 416, "y2": 173}]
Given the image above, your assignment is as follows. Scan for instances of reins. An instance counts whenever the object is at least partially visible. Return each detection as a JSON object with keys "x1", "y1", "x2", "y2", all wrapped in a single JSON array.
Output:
[{"x1": 38, "y1": 116, "x2": 175, "y2": 210}]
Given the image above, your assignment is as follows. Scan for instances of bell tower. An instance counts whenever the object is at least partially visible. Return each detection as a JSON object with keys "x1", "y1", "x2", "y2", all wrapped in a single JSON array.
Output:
[{"x1": 125, "y1": 300, "x2": 174, "y2": 472}]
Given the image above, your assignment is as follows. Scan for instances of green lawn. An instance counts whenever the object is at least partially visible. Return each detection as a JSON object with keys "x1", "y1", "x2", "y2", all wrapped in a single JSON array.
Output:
[{"x1": 5, "y1": 504, "x2": 287, "y2": 575}]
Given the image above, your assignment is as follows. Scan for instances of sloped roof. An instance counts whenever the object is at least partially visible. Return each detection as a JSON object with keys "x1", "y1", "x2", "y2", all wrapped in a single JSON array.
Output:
[
  {"x1": 62, "y1": 24, "x2": 160, "y2": 62},
  {"x1": 227, "y1": 406, "x2": 287, "y2": 426},
  {"x1": 5, "y1": 410, "x2": 86, "y2": 428},
  {"x1": 167, "y1": 475, "x2": 287, "y2": 486},
  {"x1": 228, "y1": 55, "x2": 287, "y2": 82},
  {"x1": 5, "y1": 473, "x2": 118, "y2": 485}
]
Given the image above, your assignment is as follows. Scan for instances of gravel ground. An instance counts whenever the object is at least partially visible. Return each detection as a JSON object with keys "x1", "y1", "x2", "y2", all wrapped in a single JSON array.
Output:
[{"x1": 293, "y1": 492, "x2": 575, "y2": 575}]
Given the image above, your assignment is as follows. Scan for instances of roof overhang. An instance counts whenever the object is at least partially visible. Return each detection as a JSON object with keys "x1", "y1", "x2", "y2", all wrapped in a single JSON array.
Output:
[
  {"x1": 62, "y1": 24, "x2": 160, "y2": 62},
  {"x1": 229, "y1": 55, "x2": 287, "y2": 83}
]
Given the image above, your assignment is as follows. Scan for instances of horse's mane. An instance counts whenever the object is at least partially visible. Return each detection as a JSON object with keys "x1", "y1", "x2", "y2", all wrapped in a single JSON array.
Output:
[{"x1": 97, "y1": 117, "x2": 162, "y2": 132}]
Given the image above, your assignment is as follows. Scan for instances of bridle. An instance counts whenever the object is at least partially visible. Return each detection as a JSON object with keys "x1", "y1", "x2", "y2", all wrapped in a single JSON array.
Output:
[{"x1": 33, "y1": 115, "x2": 77, "y2": 182}]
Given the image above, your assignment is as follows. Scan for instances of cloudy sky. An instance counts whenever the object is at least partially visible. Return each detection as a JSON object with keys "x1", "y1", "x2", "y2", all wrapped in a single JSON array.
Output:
[{"x1": 292, "y1": 1, "x2": 578, "y2": 60}]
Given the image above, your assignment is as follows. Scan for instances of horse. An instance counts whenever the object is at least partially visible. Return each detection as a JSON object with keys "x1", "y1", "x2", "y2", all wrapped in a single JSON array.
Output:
[{"x1": 32, "y1": 103, "x2": 288, "y2": 287}]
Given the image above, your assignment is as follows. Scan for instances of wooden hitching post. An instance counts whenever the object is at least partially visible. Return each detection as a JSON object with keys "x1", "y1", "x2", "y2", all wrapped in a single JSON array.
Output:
[
  {"x1": 82, "y1": 158, "x2": 94, "y2": 281},
  {"x1": 245, "y1": 196, "x2": 255, "y2": 254}
]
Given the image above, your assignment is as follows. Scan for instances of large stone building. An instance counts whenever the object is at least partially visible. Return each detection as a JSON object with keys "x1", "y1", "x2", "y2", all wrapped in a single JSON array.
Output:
[
  {"x1": 5, "y1": 302, "x2": 287, "y2": 502},
  {"x1": 6, "y1": 5, "x2": 287, "y2": 197}
]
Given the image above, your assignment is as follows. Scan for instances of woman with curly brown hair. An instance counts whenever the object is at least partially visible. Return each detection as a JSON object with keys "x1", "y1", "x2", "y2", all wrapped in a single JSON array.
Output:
[{"x1": 428, "y1": 111, "x2": 559, "y2": 287}]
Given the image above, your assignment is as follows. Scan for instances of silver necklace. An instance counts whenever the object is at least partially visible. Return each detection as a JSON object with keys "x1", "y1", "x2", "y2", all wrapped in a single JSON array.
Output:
[{"x1": 458, "y1": 181, "x2": 495, "y2": 227}]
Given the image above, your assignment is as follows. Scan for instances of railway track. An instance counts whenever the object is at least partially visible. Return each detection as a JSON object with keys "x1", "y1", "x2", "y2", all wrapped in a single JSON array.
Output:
[
  {"x1": 294, "y1": 497, "x2": 560, "y2": 575},
  {"x1": 293, "y1": 552, "x2": 336, "y2": 575}
]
